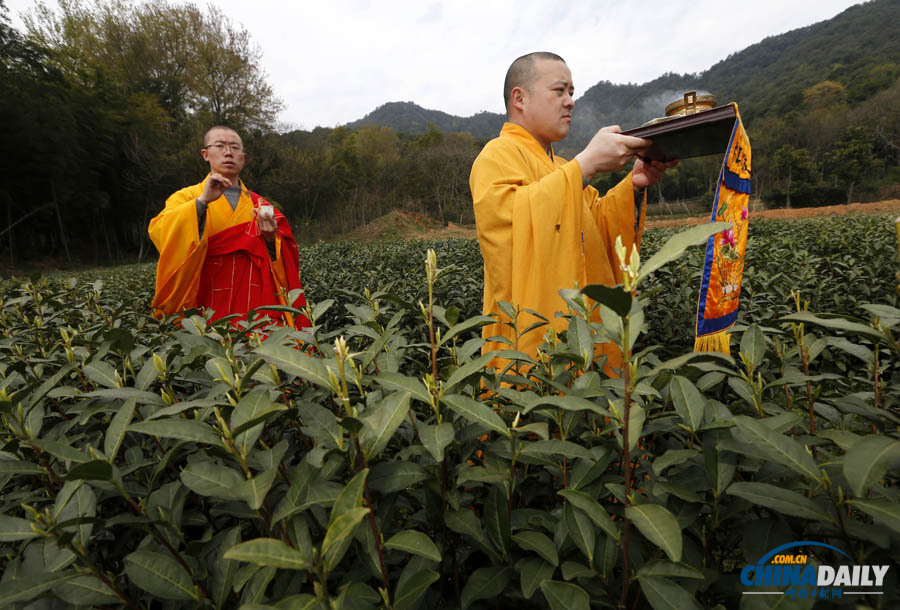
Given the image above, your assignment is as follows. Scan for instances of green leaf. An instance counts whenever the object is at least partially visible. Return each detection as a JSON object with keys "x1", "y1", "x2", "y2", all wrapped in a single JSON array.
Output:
[
  {"x1": 565, "y1": 503, "x2": 595, "y2": 564},
  {"x1": 843, "y1": 435, "x2": 900, "y2": 497},
  {"x1": 668, "y1": 376, "x2": 705, "y2": 432},
  {"x1": 420, "y1": 422, "x2": 455, "y2": 462},
  {"x1": 83, "y1": 361, "x2": 120, "y2": 388},
  {"x1": 231, "y1": 390, "x2": 286, "y2": 453},
  {"x1": 224, "y1": 538, "x2": 314, "y2": 571},
  {"x1": 255, "y1": 343, "x2": 332, "y2": 387},
  {"x1": 637, "y1": 560, "x2": 704, "y2": 581},
  {"x1": 84, "y1": 388, "x2": 165, "y2": 405},
  {"x1": 64, "y1": 459, "x2": 113, "y2": 481},
  {"x1": 640, "y1": 576, "x2": 702, "y2": 610},
  {"x1": 559, "y1": 489, "x2": 619, "y2": 542},
  {"x1": 211, "y1": 526, "x2": 242, "y2": 608},
  {"x1": 520, "y1": 439, "x2": 594, "y2": 461},
  {"x1": 329, "y1": 469, "x2": 368, "y2": 527},
  {"x1": 461, "y1": 566, "x2": 512, "y2": 610},
  {"x1": 443, "y1": 393, "x2": 508, "y2": 436},
  {"x1": 637, "y1": 222, "x2": 731, "y2": 283},
  {"x1": 726, "y1": 482, "x2": 832, "y2": 522},
  {"x1": 0, "y1": 570, "x2": 77, "y2": 606},
  {"x1": 130, "y1": 419, "x2": 220, "y2": 445},
  {"x1": 238, "y1": 469, "x2": 278, "y2": 510},
  {"x1": 484, "y1": 485, "x2": 510, "y2": 559},
  {"x1": 361, "y1": 391, "x2": 410, "y2": 460},
  {"x1": 0, "y1": 515, "x2": 40, "y2": 541},
  {"x1": 512, "y1": 530, "x2": 558, "y2": 566},
  {"x1": 581, "y1": 284, "x2": 632, "y2": 317},
  {"x1": 375, "y1": 372, "x2": 431, "y2": 404},
  {"x1": 652, "y1": 449, "x2": 699, "y2": 476},
  {"x1": 104, "y1": 397, "x2": 136, "y2": 459},
  {"x1": 124, "y1": 550, "x2": 196, "y2": 600},
  {"x1": 368, "y1": 461, "x2": 428, "y2": 494},
  {"x1": 523, "y1": 394, "x2": 610, "y2": 416},
  {"x1": 29, "y1": 439, "x2": 88, "y2": 463},
  {"x1": 444, "y1": 351, "x2": 496, "y2": 390},
  {"x1": 733, "y1": 416, "x2": 821, "y2": 483},
  {"x1": 53, "y1": 574, "x2": 119, "y2": 605},
  {"x1": 384, "y1": 530, "x2": 442, "y2": 562},
  {"x1": 393, "y1": 569, "x2": 439, "y2": 610},
  {"x1": 540, "y1": 580, "x2": 591, "y2": 610},
  {"x1": 779, "y1": 312, "x2": 887, "y2": 343},
  {"x1": 180, "y1": 460, "x2": 244, "y2": 500},
  {"x1": 739, "y1": 324, "x2": 766, "y2": 370},
  {"x1": 0, "y1": 460, "x2": 44, "y2": 475},
  {"x1": 445, "y1": 509, "x2": 485, "y2": 543},
  {"x1": 297, "y1": 402, "x2": 342, "y2": 448},
  {"x1": 321, "y1": 506, "x2": 370, "y2": 571},
  {"x1": 849, "y1": 499, "x2": 900, "y2": 535},
  {"x1": 517, "y1": 557, "x2": 555, "y2": 599},
  {"x1": 440, "y1": 315, "x2": 495, "y2": 345},
  {"x1": 626, "y1": 504, "x2": 682, "y2": 562}
]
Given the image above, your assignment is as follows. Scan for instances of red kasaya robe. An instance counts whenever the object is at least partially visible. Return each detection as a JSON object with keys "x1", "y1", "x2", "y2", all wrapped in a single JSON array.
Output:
[{"x1": 148, "y1": 176, "x2": 310, "y2": 328}]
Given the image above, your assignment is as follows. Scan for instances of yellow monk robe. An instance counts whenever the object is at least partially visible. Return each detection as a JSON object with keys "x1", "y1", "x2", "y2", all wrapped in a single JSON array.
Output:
[
  {"x1": 148, "y1": 175, "x2": 308, "y2": 325},
  {"x1": 470, "y1": 123, "x2": 646, "y2": 372}
]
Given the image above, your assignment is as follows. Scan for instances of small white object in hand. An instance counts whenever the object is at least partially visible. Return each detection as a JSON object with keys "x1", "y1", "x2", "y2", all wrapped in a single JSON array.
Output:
[{"x1": 258, "y1": 204, "x2": 275, "y2": 220}]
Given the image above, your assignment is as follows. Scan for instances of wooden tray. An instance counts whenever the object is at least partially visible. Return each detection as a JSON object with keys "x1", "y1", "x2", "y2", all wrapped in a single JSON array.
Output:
[{"x1": 622, "y1": 104, "x2": 737, "y2": 161}]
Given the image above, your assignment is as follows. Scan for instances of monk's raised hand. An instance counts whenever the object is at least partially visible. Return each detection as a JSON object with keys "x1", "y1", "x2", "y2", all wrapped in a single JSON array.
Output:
[
  {"x1": 258, "y1": 215, "x2": 277, "y2": 241},
  {"x1": 633, "y1": 156, "x2": 679, "y2": 189},
  {"x1": 198, "y1": 172, "x2": 232, "y2": 205},
  {"x1": 575, "y1": 126, "x2": 652, "y2": 180}
]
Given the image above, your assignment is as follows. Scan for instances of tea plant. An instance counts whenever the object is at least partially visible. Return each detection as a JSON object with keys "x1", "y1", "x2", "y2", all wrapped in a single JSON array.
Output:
[{"x1": 0, "y1": 215, "x2": 897, "y2": 609}]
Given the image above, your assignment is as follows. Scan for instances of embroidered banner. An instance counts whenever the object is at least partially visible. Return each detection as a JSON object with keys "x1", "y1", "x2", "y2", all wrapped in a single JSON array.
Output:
[{"x1": 694, "y1": 104, "x2": 751, "y2": 353}]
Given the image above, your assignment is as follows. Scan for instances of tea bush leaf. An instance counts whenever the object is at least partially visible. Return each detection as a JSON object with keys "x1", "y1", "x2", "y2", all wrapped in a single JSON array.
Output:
[
  {"x1": 511, "y1": 530, "x2": 558, "y2": 566},
  {"x1": 384, "y1": 530, "x2": 442, "y2": 562},
  {"x1": 637, "y1": 560, "x2": 705, "y2": 580},
  {"x1": 64, "y1": 459, "x2": 113, "y2": 481},
  {"x1": 843, "y1": 435, "x2": 900, "y2": 497},
  {"x1": 540, "y1": 580, "x2": 591, "y2": 610},
  {"x1": 516, "y1": 557, "x2": 555, "y2": 599},
  {"x1": 368, "y1": 461, "x2": 428, "y2": 494},
  {"x1": 559, "y1": 489, "x2": 620, "y2": 542},
  {"x1": 255, "y1": 343, "x2": 332, "y2": 387},
  {"x1": 461, "y1": 566, "x2": 512, "y2": 610},
  {"x1": 732, "y1": 416, "x2": 822, "y2": 483},
  {"x1": 53, "y1": 574, "x2": 120, "y2": 606},
  {"x1": 668, "y1": 375, "x2": 705, "y2": 432},
  {"x1": 849, "y1": 499, "x2": 900, "y2": 535},
  {"x1": 779, "y1": 312, "x2": 886, "y2": 343},
  {"x1": 375, "y1": 372, "x2": 432, "y2": 404},
  {"x1": 223, "y1": 538, "x2": 314, "y2": 571},
  {"x1": 0, "y1": 515, "x2": 40, "y2": 541},
  {"x1": 639, "y1": 576, "x2": 702, "y2": 610},
  {"x1": 361, "y1": 391, "x2": 410, "y2": 460},
  {"x1": 520, "y1": 439, "x2": 594, "y2": 461},
  {"x1": 104, "y1": 397, "x2": 136, "y2": 459},
  {"x1": 393, "y1": 569, "x2": 439, "y2": 610},
  {"x1": 626, "y1": 504, "x2": 682, "y2": 562},
  {"x1": 443, "y1": 393, "x2": 508, "y2": 435},
  {"x1": 565, "y1": 503, "x2": 595, "y2": 564},
  {"x1": 321, "y1": 506, "x2": 370, "y2": 571},
  {"x1": 445, "y1": 509, "x2": 485, "y2": 543},
  {"x1": 636, "y1": 222, "x2": 730, "y2": 282},
  {"x1": 0, "y1": 570, "x2": 78, "y2": 606},
  {"x1": 124, "y1": 550, "x2": 196, "y2": 600},
  {"x1": 420, "y1": 422, "x2": 455, "y2": 461},
  {"x1": 726, "y1": 482, "x2": 833, "y2": 522},
  {"x1": 130, "y1": 419, "x2": 221, "y2": 445},
  {"x1": 180, "y1": 460, "x2": 245, "y2": 500},
  {"x1": 83, "y1": 361, "x2": 120, "y2": 388}
]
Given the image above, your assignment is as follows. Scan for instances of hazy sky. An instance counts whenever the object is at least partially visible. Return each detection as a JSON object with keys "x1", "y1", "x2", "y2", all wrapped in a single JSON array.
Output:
[{"x1": 4, "y1": 0, "x2": 864, "y2": 130}]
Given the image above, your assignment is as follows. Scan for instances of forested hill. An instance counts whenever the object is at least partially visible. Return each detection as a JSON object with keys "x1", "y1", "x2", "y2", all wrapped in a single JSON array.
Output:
[
  {"x1": 347, "y1": 102, "x2": 503, "y2": 140},
  {"x1": 346, "y1": 0, "x2": 899, "y2": 153}
]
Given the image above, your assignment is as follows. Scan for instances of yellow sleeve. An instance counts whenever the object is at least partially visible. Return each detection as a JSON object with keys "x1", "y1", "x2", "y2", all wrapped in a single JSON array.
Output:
[
  {"x1": 584, "y1": 173, "x2": 646, "y2": 287},
  {"x1": 147, "y1": 185, "x2": 208, "y2": 317}
]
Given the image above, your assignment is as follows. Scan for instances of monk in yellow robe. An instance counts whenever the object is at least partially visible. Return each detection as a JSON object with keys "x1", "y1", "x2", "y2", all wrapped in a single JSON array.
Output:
[
  {"x1": 149, "y1": 125, "x2": 309, "y2": 328},
  {"x1": 470, "y1": 52, "x2": 676, "y2": 372}
]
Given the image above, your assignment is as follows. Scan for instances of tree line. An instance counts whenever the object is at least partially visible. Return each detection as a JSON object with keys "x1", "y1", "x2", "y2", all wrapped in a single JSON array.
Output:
[{"x1": 1, "y1": 0, "x2": 898, "y2": 267}]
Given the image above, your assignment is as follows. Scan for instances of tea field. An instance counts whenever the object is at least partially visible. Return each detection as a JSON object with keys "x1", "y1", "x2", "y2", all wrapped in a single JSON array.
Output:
[{"x1": 0, "y1": 214, "x2": 898, "y2": 609}]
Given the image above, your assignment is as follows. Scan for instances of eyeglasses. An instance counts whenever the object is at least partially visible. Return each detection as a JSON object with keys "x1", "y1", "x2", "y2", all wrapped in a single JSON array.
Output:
[{"x1": 204, "y1": 141, "x2": 244, "y2": 153}]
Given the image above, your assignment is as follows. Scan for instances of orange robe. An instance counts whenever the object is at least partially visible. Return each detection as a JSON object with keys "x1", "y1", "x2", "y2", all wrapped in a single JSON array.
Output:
[
  {"x1": 148, "y1": 176, "x2": 309, "y2": 327},
  {"x1": 470, "y1": 123, "x2": 645, "y2": 371}
]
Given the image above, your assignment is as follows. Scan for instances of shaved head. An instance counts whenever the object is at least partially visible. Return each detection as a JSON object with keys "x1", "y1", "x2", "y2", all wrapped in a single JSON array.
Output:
[
  {"x1": 503, "y1": 52, "x2": 566, "y2": 113},
  {"x1": 203, "y1": 125, "x2": 240, "y2": 147}
]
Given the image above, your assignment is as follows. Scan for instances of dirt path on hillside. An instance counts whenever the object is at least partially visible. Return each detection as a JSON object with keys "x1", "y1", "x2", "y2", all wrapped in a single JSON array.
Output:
[{"x1": 645, "y1": 199, "x2": 900, "y2": 229}]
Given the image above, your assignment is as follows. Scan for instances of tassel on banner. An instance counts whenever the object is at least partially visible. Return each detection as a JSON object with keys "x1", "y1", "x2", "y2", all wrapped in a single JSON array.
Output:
[{"x1": 694, "y1": 331, "x2": 730, "y2": 354}]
